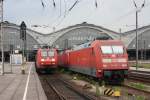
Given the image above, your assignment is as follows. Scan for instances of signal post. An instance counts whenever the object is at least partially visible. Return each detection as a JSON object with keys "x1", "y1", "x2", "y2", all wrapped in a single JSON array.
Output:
[{"x1": 20, "y1": 21, "x2": 27, "y2": 74}]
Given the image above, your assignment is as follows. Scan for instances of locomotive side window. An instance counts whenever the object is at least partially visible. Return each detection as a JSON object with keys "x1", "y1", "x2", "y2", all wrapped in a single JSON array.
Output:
[
  {"x1": 112, "y1": 46, "x2": 124, "y2": 54},
  {"x1": 101, "y1": 46, "x2": 113, "y2": 54},
  {"x1": 48, "y1": 50, "x2": 54, "y2": 56}
]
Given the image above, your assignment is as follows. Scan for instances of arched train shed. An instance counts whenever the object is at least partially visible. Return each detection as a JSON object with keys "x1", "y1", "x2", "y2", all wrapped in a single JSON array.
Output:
[
  {"x1": 47, "y1": 22, "x2": 120, "y2": 49},
  {"x1": 1, "y1": 22, "x2": 150, "y2": 61},
  {"x1": 121, "y1": 25, "x2": 150, "y2": 60}
]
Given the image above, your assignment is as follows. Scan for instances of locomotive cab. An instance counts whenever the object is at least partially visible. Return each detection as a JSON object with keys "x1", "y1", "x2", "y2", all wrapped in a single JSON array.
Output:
[
  {"x1": 35, "y1": 48, "x2": 58, "y2": 73},
  {"x1": 97, "y1": 41, "x2": 128, "y2": 82},
  {"x1": 40, "y1": 49, "x2": 56, "y2": 65}
]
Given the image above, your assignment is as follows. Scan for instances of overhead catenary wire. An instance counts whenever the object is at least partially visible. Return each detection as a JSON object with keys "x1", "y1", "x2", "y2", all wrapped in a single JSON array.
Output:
[
  {"x1": 63, "y1": 0, "x2": 67, "y2": 17},
  {"x1": 132, "y1": 0, "x2": 145, "y2": 9},
  {"x1": 43, "y1": 0, "x2": 65, "y2": 26},
  {"x1": 52, "y1": 0, "x2": 56, "y2": 8},
  {"x1": 54, "y1": 0, "x2": 82, "y2": 27},
  {"x1": 142, "y1": 0, "x2": 145, "y2": 7},
  {"x1": 132, "y1": 0, "x2": 137, "y2": 8},
  {"x1": 95, "y1": 0, "x2": 98, "y2": 8},
  {"x1": 68, "y1": 0, "x2": 79, "y2": 11},
  {"x1": 40, "y1": 0, "x2": 46, "y2": 8},
  {"x1": 50, "y1": 0, "x2": 82, "y2": 28},
  {"x1": 37, "y1": 0, "x2": 98, "y2": 30},
  {"x1": 36, "y1": 0, "x2": 150, "y2": 33},
  {"x1": 52, "y1": 0, "x2": 103, "y2": 29},
  {"x1": 59, "y1": 0, "x2": 62, "y2": 17},
  {"x1": 105, "y1": 0, "x2": 150, "y2": 29}
]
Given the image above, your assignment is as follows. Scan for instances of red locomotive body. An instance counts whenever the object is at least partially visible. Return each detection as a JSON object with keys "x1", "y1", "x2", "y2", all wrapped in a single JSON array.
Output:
[
  {"x1": 59, "y1": 40, "x2": 128, "y2": 82},
  {"x1": 58, "y1": 50, "x2": 70, "y2": 67},
  {"x1": 35, "y1": 48, "x2": 58, "y2": 73}
]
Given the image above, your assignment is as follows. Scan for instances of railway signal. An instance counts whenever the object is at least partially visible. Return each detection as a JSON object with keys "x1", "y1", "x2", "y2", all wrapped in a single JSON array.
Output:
[
  {"x1": 20, "y1": 21, "x2": 27, "y2": 74},
  {"x1": 20, "y1": 21, "x2": 27, "y2": 59},
  {"x1": 20, "y1": 21, "x2": 26, "y2": 40}
]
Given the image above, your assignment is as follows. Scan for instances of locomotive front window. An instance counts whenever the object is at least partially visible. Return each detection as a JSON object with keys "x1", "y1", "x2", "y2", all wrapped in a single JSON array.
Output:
[
  {"x1": 101, "y1": 45, "x2": 124, "y2": 54},
  {"x1": 48, "y1": 51, "x2": 54, "y2": 56},
  {"x1": 112, "y1": 46, "x2": 124, "y2": 54},
  {"x1": 101, "y1": 46, "x2": 113, "y2": 54},
  {"x1": 41, "y1": 50, "x2": 47, "y2": 57}
]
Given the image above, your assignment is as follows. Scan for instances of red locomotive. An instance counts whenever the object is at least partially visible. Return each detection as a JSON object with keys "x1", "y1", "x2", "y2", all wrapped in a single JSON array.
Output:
[
  {"x1": 35, "y1": 48, "x2": 58, "y2": 73},
  {"x1": 58, "y1": 40, "x2": 128, "y2": 82}
]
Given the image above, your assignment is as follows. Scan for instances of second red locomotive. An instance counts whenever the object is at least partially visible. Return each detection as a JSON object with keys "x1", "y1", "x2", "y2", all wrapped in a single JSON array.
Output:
[{"x1": 58, "y1": 40, "x2": 128, "y2": 82}]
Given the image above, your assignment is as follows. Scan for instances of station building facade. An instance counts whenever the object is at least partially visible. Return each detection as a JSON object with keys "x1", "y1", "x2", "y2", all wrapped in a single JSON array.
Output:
[
  {"x1": 0, "y1": 21, "x2": 44, "y2": 61},
  {"x1": 1, "y1": 21, "x2": 150, "y2": 61}
]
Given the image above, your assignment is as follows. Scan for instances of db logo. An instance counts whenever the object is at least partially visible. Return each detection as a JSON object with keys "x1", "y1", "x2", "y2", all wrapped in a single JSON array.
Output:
[{"x1": 112, "y1": 54, "x2": 116, "y2": 57}]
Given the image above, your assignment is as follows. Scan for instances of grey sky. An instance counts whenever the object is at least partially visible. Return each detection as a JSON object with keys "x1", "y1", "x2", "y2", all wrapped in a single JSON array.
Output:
[{"x1": 4, "y1": 0, "x2": 150, "y2": 34}]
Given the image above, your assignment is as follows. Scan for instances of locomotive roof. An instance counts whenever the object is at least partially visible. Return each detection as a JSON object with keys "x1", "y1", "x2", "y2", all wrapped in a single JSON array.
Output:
[
  {"x1": 72, "y1": 40, "x2": 124, "y2": 51},
  {"x1": 98, "y1": 40, "x2": 123, "y2": 45},
  {"x1": 38, "y1": 48, "x2": 55, "y2": 51},
  {"x1": 72, "y1": 41, "x2": 92, "y2": 50}
]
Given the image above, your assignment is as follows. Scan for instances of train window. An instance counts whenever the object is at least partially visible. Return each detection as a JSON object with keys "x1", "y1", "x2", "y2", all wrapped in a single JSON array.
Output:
[
  {"x1": 41, "y1": 50, "x2": 47, "y2": 57},
  {"x1": 112, "y1": 46, "x2": 124, "y2": 54},
  {"x1": 101, "y1": 46, "x2": 113, "y2": 54},
  {"x1": 48, "y1": 51, "x2": 54, "y2": 56},
  {"x1": 101, "y1": 46, "x2": 124, "y2": 54}
]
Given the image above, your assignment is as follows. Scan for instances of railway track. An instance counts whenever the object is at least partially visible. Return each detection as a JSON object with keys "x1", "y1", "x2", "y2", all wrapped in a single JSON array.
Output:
[
  {"x1": 128, "y1": 70, "x2": 150, "y2": 83},
  {"x1": 39, "y1": 73, "x2": 150, "y2": 100},
  {"x1": 39, "y1": 75, "x2": 96, "y2": 100},
  {"x1": 125, "y1": 70, "x2": 150, "y2": 99},
  {"x1": 39, "y1": 75, "x2": 63, "y2": 100},
  {"x1": 123, "y1": 84, "x2": 150, "y2": 94}
]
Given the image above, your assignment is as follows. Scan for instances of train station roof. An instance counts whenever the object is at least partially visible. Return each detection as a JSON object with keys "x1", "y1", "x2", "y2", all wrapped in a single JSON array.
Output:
[
  {"x1": 3, "y1": 21, "x2": 150, "y2": 49},
  {"x1": 45, "y1": 22, "x2": 121, "y2": 46},
  {"x1": 121, "y1": 24, "x2": 150, "y2": 47},
  {"x1": 2, "y1": 21, "x2": 121, "y2": 45}
]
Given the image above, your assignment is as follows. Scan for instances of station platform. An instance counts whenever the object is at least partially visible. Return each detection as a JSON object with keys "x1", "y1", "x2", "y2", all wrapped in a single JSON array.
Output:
[{"x1": 0, "y1": 62, "x2": 47, "y2": 100}]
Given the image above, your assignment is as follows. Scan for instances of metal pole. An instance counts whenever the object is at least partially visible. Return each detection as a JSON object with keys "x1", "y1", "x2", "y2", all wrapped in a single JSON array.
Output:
[
  {"x1": 144, "y1": 40, "x2": 146, "y2": 60},
  {"x1": 24, "y1": 30, "x2": 26, "y2": 62},
  {"x1": 0, "y1": 0, "x2": 4, "y2": 75},
  {"x1": 141, "y1": 32, "x2": 143, "y2": 60},
  {"x1": 23, "y1": 38, "x2": 24, "y2": 63},
  {"x1": 136, "y1": 11, "x2": 138, "y2": 70},
  {"x1": 133, "y1": 0, "x2": 145, "y2": 70},
  {"x1": 10, "y1": 47, "x2": 12, "y2": 73},
  {"x1": 119, "y1": 28, "x2": 122, "y2": 40}
]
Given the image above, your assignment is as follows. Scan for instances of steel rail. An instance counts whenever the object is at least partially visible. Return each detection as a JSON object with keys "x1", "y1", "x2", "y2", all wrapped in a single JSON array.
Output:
[
  {"x1": 128, "y1": 70, "x2": 150, "y2": 83},
  {"x1": 41, "y1": 75, "x2": 96, "y2": 100},
  {"x1": 44, "y1": 77, "x2": 66, "y2": 100},
  {"x1": 123, "y1": 84, "x2": 150, "y2": 95},
  {"x1": 59, "y1": 79, "x2": 96, "y2": 100},
  {"x1": 129, "y1": 70, "x2": 150, "y2": 74}
]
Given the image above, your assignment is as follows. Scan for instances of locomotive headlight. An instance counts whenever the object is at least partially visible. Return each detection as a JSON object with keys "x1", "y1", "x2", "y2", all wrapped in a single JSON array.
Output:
[
  {"x1": 51, "y1": 58, "x2": 55, "y2": 62},
  {"x1": 41, "y1": 59, "x2": 45, "y2": 61},
  {"x1": 102, "y1": 59, "x2": 112, "y2": 63},
  {"x1": 98, "y1": 69, "x2": 102, "y2": 73}
]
